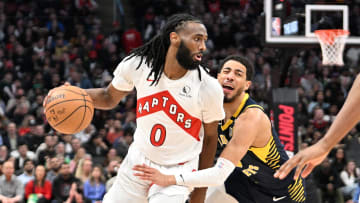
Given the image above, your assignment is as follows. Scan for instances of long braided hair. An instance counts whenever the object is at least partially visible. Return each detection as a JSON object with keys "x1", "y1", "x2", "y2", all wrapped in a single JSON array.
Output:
[{"x1": 127, "y1": 13, "x2": 206, "y2": 85}]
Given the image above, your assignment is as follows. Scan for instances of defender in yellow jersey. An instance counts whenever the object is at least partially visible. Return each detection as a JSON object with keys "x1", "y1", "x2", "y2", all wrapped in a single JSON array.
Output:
[
  {"x1": 213, "y1": 93, "x2": 305, "y2": 203},
  {"x1": 132, "y1": 55, "x2": 306, "y2": 203}
]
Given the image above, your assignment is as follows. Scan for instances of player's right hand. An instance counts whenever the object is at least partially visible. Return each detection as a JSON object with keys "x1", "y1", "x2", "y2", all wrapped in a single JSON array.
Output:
[
  {"x1": 43, "y1": 82, "x2": 71, "y2": 109},
  {"x1": 133, "y1": 164, "x2": 176, "y2": 187},
  {"x1": 274, "y1": 141, "x2": 329, "y2": 180}
]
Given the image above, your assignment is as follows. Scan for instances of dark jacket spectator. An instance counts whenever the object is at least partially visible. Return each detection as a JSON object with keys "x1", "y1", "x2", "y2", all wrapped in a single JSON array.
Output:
[
  {"x1": 84, "y1": 134, "x2": 108, "y2": 162},
  {"x1": 314, "y1": 158, "x2": 344, "y2": 203},
  {"x1": 52, "y1": 163, "x2": 80, "y2": 203}
]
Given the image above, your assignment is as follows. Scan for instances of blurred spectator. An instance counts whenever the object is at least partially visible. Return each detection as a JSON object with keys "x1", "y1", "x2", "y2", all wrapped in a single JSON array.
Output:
[
  {"x1": 65, "y1": 182, "x2": 90, "y2": 203},
  {"x1": 10, "y1": 142, "x2": 36, "y2": 174},
  {"x1": 46, "y1": 156, "x2": 61, "y2": 183},
  {"x1": 339, "y1": 160, "x2": 359, "y2": 199},
  {"x1": 23, "y1": 123, "x2": 45, "y2": 152},
  {"x1": 70, "y1": 147, "x2": 86, "y2": 174},
  {"x1": 18, "y1": 116, "x2": 36, "y2": 136},
  {"x1": 75, "y1": 0, "x2": 98, "y2": 12},
  {"x1": 84, "y1": 134, "x2": 108, "y2": 164},
  {"x1": 0, "y1": 161, "x2": 24, "y2": 203},
  {"x1": 1, "y1": 122, "x2": 21, "y2": 151},
  {"x1": 0, "y1": 145, "x2": 8, "y2": 162},
  {"x1": 75, "y1": 159, "x2": 93, "y2": 184},
  {"x1": 0, "y1": 72, "x2": 14, "y2": 104},
  {"x1": 331, "y1": 148, "x2": 348, "y2": 174},
  {"x1": 17, "y1": 159, "x2": 34, "y2": 185},
  {"x1": 106, "y1": 120, "x2": 123, "y2": 144},
  {"x1": 68, "y1": 68, "x2": 93, "y2": 89},
  {"x1": 83, "y1": 165, "x2": 106, "y2": 203},
  {"x1": 37, "y1": 135, "x2": 57, "y2": 165},
  {"x1": 103, "y1": 148, "x2": 118, "y2": 167},
  {"x1": 25, "y1": 165, "x2": 52, "y2": 203},
  {"x1": 104, "y1": 160, "x2": 121, "y2": 192},
  {"x1": 314, "y1": 158, "x2": 344, "y2": 203},
  {"x1": 310, "y1": 107, "x2": 329, "y2": 132},
  {"x1": 122, "y1": 22, "x2": 143, "y2": 54},
  {"x1": 308, "y1": 90, "x2": 330, "y2": 114},
  {"x1": 206, "y1": 0, "x2": 221, "y2": 14},
  {"x1": 74, "y1": 125, "x2": 95, "y2": 145},
  {"x1": 61, "y1": 134, "x2": 74, "y2": 156},
  {"x1": 353, "y1": 184, "x2": 360, "y2": 203},
  {"x1": 104, "y1": 160, "x2": 120, "y2": 181},
  {"x1": 52, "y1": 163, "x2": 80, "y2": 203},
  {"x1": 70, "y1": 138, "x2": 82, "y2": 159},
  {"x1": 300, "y1": 70, "x2": 322, "y2": 96},
  {"x1": 5, "y1": 88, "x2": 26, "y2": 118},
  {"x1": 122, "y1": 111, "x2": 136, "y2": 132},
  {"x1": 114, "y1": 127, "x2": 133, "y2": 159},
  {"x1": 46, "y1": 13, "x2": 65, "y2": 36},
  {"x1": 55, "y1": 142, "x2": 68, "y2": 162}
]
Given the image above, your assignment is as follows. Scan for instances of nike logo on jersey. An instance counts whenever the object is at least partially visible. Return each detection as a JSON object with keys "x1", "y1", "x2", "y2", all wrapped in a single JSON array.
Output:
[
  {"x1": 137, "y1": 91, "x2": 201, "y2": 141},
  {"x1": 273, "y1": 196, "x2": 286, "y2": 202}
]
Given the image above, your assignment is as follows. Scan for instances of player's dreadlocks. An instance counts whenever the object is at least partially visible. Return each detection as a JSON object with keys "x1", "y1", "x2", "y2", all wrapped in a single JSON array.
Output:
[{"x1": 127, "y1": 13, "x2": 206, "y2": 85}]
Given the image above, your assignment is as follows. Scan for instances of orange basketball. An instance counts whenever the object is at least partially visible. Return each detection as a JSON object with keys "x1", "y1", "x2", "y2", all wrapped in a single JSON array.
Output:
[{"x1": 44, "y1": 85, "x2": 94, "y2": 134}]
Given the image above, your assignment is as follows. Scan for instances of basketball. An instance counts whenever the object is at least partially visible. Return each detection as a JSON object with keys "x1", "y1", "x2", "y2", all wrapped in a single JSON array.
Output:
[{"x1": 44, "y1": 85, "x2": 94, "y2": 134}]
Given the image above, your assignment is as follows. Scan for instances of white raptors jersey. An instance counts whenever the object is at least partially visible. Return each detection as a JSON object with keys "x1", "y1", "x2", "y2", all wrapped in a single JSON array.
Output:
[{"x1": 112, "y1": 56, "x2": 225, "y2": 165}]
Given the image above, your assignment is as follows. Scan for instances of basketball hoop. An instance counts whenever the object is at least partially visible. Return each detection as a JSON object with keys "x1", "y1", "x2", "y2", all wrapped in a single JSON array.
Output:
[{"x1": 314, "y1": 29, "x2": 349, "y2": 66}]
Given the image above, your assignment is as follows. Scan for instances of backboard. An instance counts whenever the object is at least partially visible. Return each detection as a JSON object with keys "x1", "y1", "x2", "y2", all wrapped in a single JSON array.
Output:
[{"x1": 264, "y1": 0, "x2": 360, "y2": 47}]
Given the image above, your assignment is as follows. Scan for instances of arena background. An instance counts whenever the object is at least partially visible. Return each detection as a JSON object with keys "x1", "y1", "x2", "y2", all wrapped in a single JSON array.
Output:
[{"x1": 0, "y1": 0, "x2": 360, "y2": 202}]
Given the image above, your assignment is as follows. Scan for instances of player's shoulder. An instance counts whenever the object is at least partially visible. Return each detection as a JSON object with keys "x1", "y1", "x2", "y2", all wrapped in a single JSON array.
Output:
[
  {"x1": 240, "y1": 104, "x2": 269, "y2": 125},
  {"x1": 115, "y1": 55, "x2": 149, "y2": 75},
  {"x1": 198, "y1": 67, "x2": 220, "y2": 87},
  {"x1": 198, "y1": 68, "x2": 223, "y2": 98},
  {"x1": 120, "y1": 55, "x2": 143, "y2": 67}
]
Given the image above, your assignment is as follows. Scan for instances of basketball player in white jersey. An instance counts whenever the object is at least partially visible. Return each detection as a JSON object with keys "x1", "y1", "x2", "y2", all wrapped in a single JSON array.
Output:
[{"x1": 64, "y1": 13, "x2": 224, "y2": 203}]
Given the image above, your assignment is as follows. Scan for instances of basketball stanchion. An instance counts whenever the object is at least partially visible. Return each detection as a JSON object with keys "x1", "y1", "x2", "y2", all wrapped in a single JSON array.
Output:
[{"x1": 314, "y1": 29, "x2": 350, "y2": 66}]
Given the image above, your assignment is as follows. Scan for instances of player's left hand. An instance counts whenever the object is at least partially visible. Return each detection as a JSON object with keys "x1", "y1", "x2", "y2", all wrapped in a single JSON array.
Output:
[
  {"x1": 274, "y1": 142, "x2": 329, "y2": 180},
  {"x1": 133, "y1": 164, "x2": 176, "y2": 187}
]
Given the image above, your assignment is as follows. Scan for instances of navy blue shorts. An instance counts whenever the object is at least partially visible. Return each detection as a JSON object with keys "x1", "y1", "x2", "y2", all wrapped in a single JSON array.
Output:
[{"x1": 224, "y1": 170, "x2": 305, "y2": 203}]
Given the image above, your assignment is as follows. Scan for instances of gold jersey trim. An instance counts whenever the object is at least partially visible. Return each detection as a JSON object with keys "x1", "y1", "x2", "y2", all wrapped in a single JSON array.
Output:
[
  {"x1": 248, "y1": 136, "x2": 273, "y2": 163},
  {"x1": 288, "y1": 177, "x2": 306, "y2": 202},
  {"x1": 221, "y1": 93, "x2": 249, "y2": 131}
]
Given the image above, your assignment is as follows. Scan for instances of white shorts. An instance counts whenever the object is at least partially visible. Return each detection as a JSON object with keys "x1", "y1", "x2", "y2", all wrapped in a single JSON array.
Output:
[
  {"x1": 205, "y1": 184, "x2": 237, "y2": 203},
  {"x1": 103, "y1": 144, "x2": 198, "y2": 203}
]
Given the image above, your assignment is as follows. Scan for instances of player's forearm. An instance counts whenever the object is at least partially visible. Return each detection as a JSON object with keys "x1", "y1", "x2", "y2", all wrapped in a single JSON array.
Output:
[
  {"x1": 85, "y1": 88, "x2": 117, "y2": 109},
  {"x1": 175, "y1": 157, "x2": 235, "y2": 187},
  {"x1": 85, "y1": 86, "x2": 126, "y2": 110},
  {"x1": 198, "y1": 133, "x2": 218, "y2": 170},
  {"x1": 321, "y1": 74, "x2": 360, "y2": 150},
  {"x1": 198, "y1": 121, "x2": 219, "y2": 170},
  {"x1": 189, "y1": 123, "x2": 218, "y2": 202}
]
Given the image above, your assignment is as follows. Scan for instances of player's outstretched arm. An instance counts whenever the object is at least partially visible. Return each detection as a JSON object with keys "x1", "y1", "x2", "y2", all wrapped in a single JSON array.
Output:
[
  {"x1": 274, "y1": 74, "x2": 360, "y2": 180},
  {"x1": 133, "y1": 108, "x2": 264, "y2": 188},
  {"x1": 44, "y1": 82, "x2": 130, "y2": 111},
  {"x1": 85, "y1": 83, "x2": 130, "y2": 110}
]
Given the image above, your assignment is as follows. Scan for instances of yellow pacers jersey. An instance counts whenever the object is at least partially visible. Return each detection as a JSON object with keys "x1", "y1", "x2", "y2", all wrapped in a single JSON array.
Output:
[{"x1": 217, "y1": 93, "x2": 305, "y2": 203}]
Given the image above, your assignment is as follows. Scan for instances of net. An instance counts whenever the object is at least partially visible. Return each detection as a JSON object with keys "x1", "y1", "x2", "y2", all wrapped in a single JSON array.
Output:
[{"x1": 314, "y1": 29, "x2": 349, "y2": 66}]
